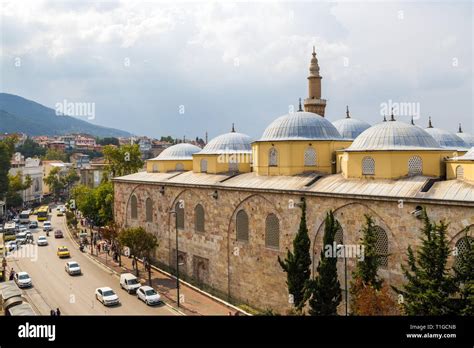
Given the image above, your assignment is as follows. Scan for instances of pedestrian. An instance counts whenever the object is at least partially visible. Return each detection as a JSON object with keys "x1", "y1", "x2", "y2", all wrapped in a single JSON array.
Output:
[
  {"x1": 9, "y1": 268, "x2": 15, "y2": 281},
  {"x1": 2, "y1": 257, "x2": 7, "y2": 269},
  {"x1": 132, "y1": 258, "x2": 136, "y2": 269},
  {"x1": 50, "y1": 309, "x2": 56, "y2": 316},
  {"x1": 56, "y1": 308, "x2": 61, "y2": 316}
]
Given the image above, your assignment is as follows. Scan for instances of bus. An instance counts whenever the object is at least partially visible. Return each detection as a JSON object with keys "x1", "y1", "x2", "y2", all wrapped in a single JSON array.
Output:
[
  {"x1": 19, "y1": 210, "x2": 30, "y2": 224},
  {"x1": 2, "y1": 222, "x2": 17, "y2": 242},
  {"x1": 37, "y1": 206, "x2": 49, "y2": 222}
]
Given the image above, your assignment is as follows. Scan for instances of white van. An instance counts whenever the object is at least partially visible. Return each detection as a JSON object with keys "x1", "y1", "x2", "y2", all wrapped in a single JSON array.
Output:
[{"x1": 119, "y1": 273, "x2": 141, "y2": 294}]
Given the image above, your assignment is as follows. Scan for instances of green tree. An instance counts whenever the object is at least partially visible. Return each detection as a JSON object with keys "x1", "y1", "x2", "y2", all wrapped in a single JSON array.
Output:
[
  {"x1": 277, "y1": 200, "x2": 312, "y2": 312},
  {"x1": 453, "y1": 231, "x2": 474, "y2": 315},
  {"x1": 352, "y1": 215, "x2": 383, "y2": 290},
  {"x1": 43, "y1": 167, "x2": 65, "y2": 200},
  {"x1": 95, "y1": 181, "x2": 114, "y2": 226},
  {"x1": 97, "y1": 137, "x2": 119, "y2": 146},
  {"x1": 118, "y1": 227, "x2": 158, "y2": 276},
  {"x1": 306, "y1": 211, "x2": 342, "y2": 315},
  {"x1": 72, "y1": 185, "x2": 99, "y2": 226},
  {"x1": 16, "y1": 138, "x2": 46, "y2": 158},
  {"x1": 0, "y1": 137, "x2": 16, "y2": 200},
  {"x1": 103, "y1": 144, "x2": 143, "y2": 177},
  {"x1": 44, "y1": 148, "x2": 68, "y2": 162},
  {"x1": 393, "y1": 209, "x2": 457, "y2": 315},
  {"x1": 61, "y1": 168, "x2": 80, "y2": 198},
  {"x1": 6, "y1": 172, "x2": 32, "y2": 208},
  {"x1": 350, "y1": 215, "x2": 397, "y2": 315}
]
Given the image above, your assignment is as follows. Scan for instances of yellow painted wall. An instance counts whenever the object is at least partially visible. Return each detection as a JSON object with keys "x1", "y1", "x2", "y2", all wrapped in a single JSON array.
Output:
[
  {"x1": 446, "y1": 161, "x2": 474, "y2": 181},
  {"x1": 341, "y1": 150, "x2": 454, "y2": 179},
  {"x1": 192, "y1": 154, "x2": 252, "y2": 174},
  {"x1": 252, "y1": 140, "x2": 352, "y2": 176},
  {"x1": 146, "y1": 159, "x2": 192, "y2": 173}
]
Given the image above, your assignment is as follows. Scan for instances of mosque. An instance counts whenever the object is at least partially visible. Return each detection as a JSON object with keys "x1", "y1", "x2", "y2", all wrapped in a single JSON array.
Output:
[{"x1": 113, "y1": 48, "x2": 474, "y2": 313}]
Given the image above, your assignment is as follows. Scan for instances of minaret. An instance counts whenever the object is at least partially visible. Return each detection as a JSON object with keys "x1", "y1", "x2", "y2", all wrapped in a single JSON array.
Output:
[{"x1": 304, "y1": 46, "x2": 327, "y2": 116}]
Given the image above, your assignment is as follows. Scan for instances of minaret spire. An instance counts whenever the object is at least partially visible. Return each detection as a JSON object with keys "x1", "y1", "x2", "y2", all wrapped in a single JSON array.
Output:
[
  {"x1": 346, "y1": 105, "x2": 350, "y2": 118},
  {"x1": 428, "y1": 116, "x2": 433, "y2": 128},
  {"x1": 298, "y1": 98, "x2": 303, "y2": 112},
  {"x1": 303, "y1": 46, "x2": 326, "y2": 116},
  {"x1": 458, "y1": 123, "x2": 463, "y2": 133},
  {"x1": 411, "y1": 116, "x2": 415, "y2": 125},
  {"x1": 383, "y1": 115, "x2": 387, "y2": 122},
  {"x1": 390, "y1": 108, "x2": 395, "y2": 121},
  {"x1": 231, "y1": 123, "x2": 235, "y2": 132}
]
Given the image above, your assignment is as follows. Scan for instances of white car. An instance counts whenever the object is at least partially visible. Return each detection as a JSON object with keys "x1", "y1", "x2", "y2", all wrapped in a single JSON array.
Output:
[
  {"x1": 6, "y1": 241, "x2": 18, "y2": 252},
  {"x1": 37, "y1": 236, "x2": 48, "y2": 246},
  {"x1": 14, "y1": 271, "x2": 32, "y2": 288},
  {"x1": 136, "y1": 286, "x2": 161, "y2": 305},
  {"x1": 43, "y1": 221, "x2": 52, "y2": 232},
  {"x1": 29, "y1": 221, "x2": 38, "y2": 229},
  {"x1": 95, "y1": 287, "x2": 119, "y2": 306},
  {"x1": 65, "y1": 261, "x2": 81, "y2": 275},
  {"x1": 16, "y1": 232, "x2": 27, "y2": 245}
]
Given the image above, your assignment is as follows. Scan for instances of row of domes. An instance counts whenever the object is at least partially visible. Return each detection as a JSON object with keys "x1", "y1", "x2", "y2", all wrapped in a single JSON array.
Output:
[{"x1": 153, "y1": 110, "x2": 474, "y2": 161}]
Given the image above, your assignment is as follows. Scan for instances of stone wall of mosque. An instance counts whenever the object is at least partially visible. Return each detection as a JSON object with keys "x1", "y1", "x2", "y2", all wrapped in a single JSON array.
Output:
[{"x1": 114, "y1": 180, "x2": 474, "y2": 313}]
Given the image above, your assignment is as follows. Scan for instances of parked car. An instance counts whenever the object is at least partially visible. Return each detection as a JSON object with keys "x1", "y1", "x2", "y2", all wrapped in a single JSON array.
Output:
[
  {"x1": 57, "y1": 246, "x2": 70, "y2": 258},
  {"x1": 37, "y1": 236, "x2": 48, "y2": 246},
  {"x1": 28, "y1": 221, "x2": 38, "y2": 229},
  {"x1": 65, "y1": 261, "x2": 81, "y2": 275},
  {"x1": 6, "y1": 241, "x2": 18, "y2": 252},
  {"x1": 95, "y1": 287, "x2": 119, "y2": 306},
  {"x1": 119, "y1": 273, "x2": 141, "y2": 294},
  {"x1": 136, "y1": 286, "x2": 161, "y2": 305},
  {"x1": 14, "y1": 271, "x2": 32, "y2": 288},
  {"x1": 43, "y1": 221, "x2": 52, "y2": 232},
  {"x1": 54, "y1": 230, "x2": 63, "y2": 238}
]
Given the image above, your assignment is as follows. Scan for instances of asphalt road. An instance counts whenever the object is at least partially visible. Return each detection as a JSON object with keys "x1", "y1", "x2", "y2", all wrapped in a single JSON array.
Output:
[{"x1": 7, "y1": 208, "x2": 178, "y2": 315}]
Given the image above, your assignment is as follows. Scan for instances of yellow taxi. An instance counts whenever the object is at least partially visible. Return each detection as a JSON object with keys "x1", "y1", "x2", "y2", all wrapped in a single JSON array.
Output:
[{"x1": 57, "y1": 246, "x2": 70, "y2": 258}]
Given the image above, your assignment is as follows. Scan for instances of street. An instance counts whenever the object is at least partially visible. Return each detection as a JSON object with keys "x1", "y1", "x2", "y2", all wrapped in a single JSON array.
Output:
[{"x1": 6, "y1": 209, "x2": 178, "y2": 315}]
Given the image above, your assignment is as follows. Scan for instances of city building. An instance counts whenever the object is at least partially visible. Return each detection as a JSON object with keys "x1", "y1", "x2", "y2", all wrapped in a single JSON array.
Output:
[
  {"x1": 113, "y1": 48, "x2": 474, "y2": 313},
  {"x1": 9, "y1": 156, "x2": 43, "y2": 205}
]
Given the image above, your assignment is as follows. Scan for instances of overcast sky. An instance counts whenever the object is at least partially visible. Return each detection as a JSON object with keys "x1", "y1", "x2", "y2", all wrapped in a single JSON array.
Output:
[{"x1": 1, "y1": 0, "x2": 472, "y2": 140}]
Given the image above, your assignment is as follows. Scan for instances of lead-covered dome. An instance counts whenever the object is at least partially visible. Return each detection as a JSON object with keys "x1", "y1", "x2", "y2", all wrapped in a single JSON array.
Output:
[
  {"x1": 198, "y1": 131, "x2": 252, "y2": 154},
  {"x1": 154, "y1": 143, "x2": 201, "y2": 160},
  {"x1": 456, "y1": 127, "x2": 474, "y2": 147},
  {"x1": 425, "y1": 127, "x2": 468, "y2": 150},
  {"x1": 260, "y1": 111, "x2": 342, "y2": 141},
  {"x1": 347, "y1": 120, "x2": 441, "y2": 151}
]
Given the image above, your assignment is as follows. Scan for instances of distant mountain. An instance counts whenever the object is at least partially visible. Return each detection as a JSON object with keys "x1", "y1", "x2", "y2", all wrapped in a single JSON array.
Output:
[{"x1": 0, "y1": 93, "x2": 131, "y2": 137}]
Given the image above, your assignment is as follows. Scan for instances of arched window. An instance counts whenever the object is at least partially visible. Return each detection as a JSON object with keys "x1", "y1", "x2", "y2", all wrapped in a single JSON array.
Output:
[
  {"x1": 265, "y1": 213, "x2": 280, "y2": 249},
  {"x1": 334, "y1": 226, "x2": 344, "y2": 246},
  {"x1": 175, "y1": 201, "x2": 184, "y2": 229},
  {"x1": 374, "y1": 226, "x2": 389, "y2": 268},
  {"x1": 269, "y1": 147, "x2": 278, "y2": 167},
  {"x1": 454, "y1": 236, "x2": 473, "y2": 269},
  {"x1": 236, "y1": 210, "x2": 249, "y2": 242},
  {"x1": 194, "y1": 204, "x2": 205, "y2": 232},
  {"x1": 145, "y1": 198, "x2": 153, "y2": 222},
  {"x1": 175, "y1": 163, "x2": 184, "y2": 171},
  {"x1": 456, "y1": 165, "x2": 464, "y2": 180},
  {"x1": 130, "y1": 195, "x2": 138, "y2": 220},
  {"x1": 408, "y1": 156, "x2": 423, "y2": 175},
  {"x1": 362, "y1": 156, "x2": 375, "y2": 175},
  {"x1": 152, "y1": 164, "x2": 158, "y2": 173},
  {"x1": 200, "y1": 159, "x2": 208, "y2": 173},
  {"x1": 304, "y1": 147, "x2": 317, "y2": 166}
]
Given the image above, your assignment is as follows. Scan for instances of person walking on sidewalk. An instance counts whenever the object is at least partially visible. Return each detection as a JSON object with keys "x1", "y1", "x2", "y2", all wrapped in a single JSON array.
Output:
[
  {"x1": 56, "y1": 308, "x2": 61, "y2": 316},
  {"x1": 9, "y1": 268, "x2": 15, "y2": 281}
]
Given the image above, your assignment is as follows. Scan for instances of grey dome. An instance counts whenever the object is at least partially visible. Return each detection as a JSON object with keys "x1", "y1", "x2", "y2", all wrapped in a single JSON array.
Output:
[
  {"x1": 333, "y1": 117, "x2": 371, "y2": 140},
  {"x1": 347, "y1": 120, "x2": 441, "y2": 151},
  {"x1": 154, "y1": 143, "x2": 201, "y2": 160},
  {"x1": 455, "y1": 147, "x2": 474, "y2": 160},
  {"x1": 425, "y1": 127, "x2": 468, "y2": 150},
  {"x1": 198, "y1": 132, "x2": 252, "y2": 154},
  {"x1": 457, "y1": 132, "x2": 474, "y2": 147},
  {"x1": 260, "y1": 111, "x2": 342, "y2": 141}
]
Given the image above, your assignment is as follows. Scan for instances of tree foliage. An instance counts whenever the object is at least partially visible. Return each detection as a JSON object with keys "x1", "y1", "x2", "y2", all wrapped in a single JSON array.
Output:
[
  {"x1": 103, "y1": 144, "x2": 143, "y2": 177},
  {"x1": 44, "y1": 148, "x2": 68, "y2": 162},
  {"x1": 453, "y1": 231, "x2": 474, "y2": 315},
  {"x1": 306, "y1": 211, "x2": 342, "y2": 315},
  {"x1": 118, "y1": 227, "x2": 158, "y2": 276},
  {"x1": 393, "y1": 209, "x2": 457, "y2": 315},
  {"x1": 277, "y1": 200, "x2": 312, "y2": 311},
  {"x1": 72, "y1": 181, "x2": 114, "y2": 227},
  {"x1": 6, "y1": 172, "x2": 32, "y2": 208},
  {"x1": 16, "y1": 138, "x2": 46, "y2": 158}
]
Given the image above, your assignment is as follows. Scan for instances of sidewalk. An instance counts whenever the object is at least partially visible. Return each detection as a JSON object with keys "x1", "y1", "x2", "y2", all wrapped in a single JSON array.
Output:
[{"x1": 70, "y1": 227, "x2": 243, "y2": 316}]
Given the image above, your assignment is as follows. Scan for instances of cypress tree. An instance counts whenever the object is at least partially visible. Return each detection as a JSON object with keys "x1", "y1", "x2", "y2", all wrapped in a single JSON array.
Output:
[
  {"x1": 278, "y1": 200, "x2": 312, "y2": 311},
  {"x1": 393, "y1": 209, "x2": 457, "y2": 315},
  {"x1": 306, "y1": 211, "x2": 342, "y2": 315},
  {"x1": 352, "y1": 215, "x2": 383, "y2": 290}
]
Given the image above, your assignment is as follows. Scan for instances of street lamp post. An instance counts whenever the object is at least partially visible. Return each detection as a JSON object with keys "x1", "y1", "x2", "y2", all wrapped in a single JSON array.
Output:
[{"x1": 169, "y1": 209, "x2": 180, "y2": 308}]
